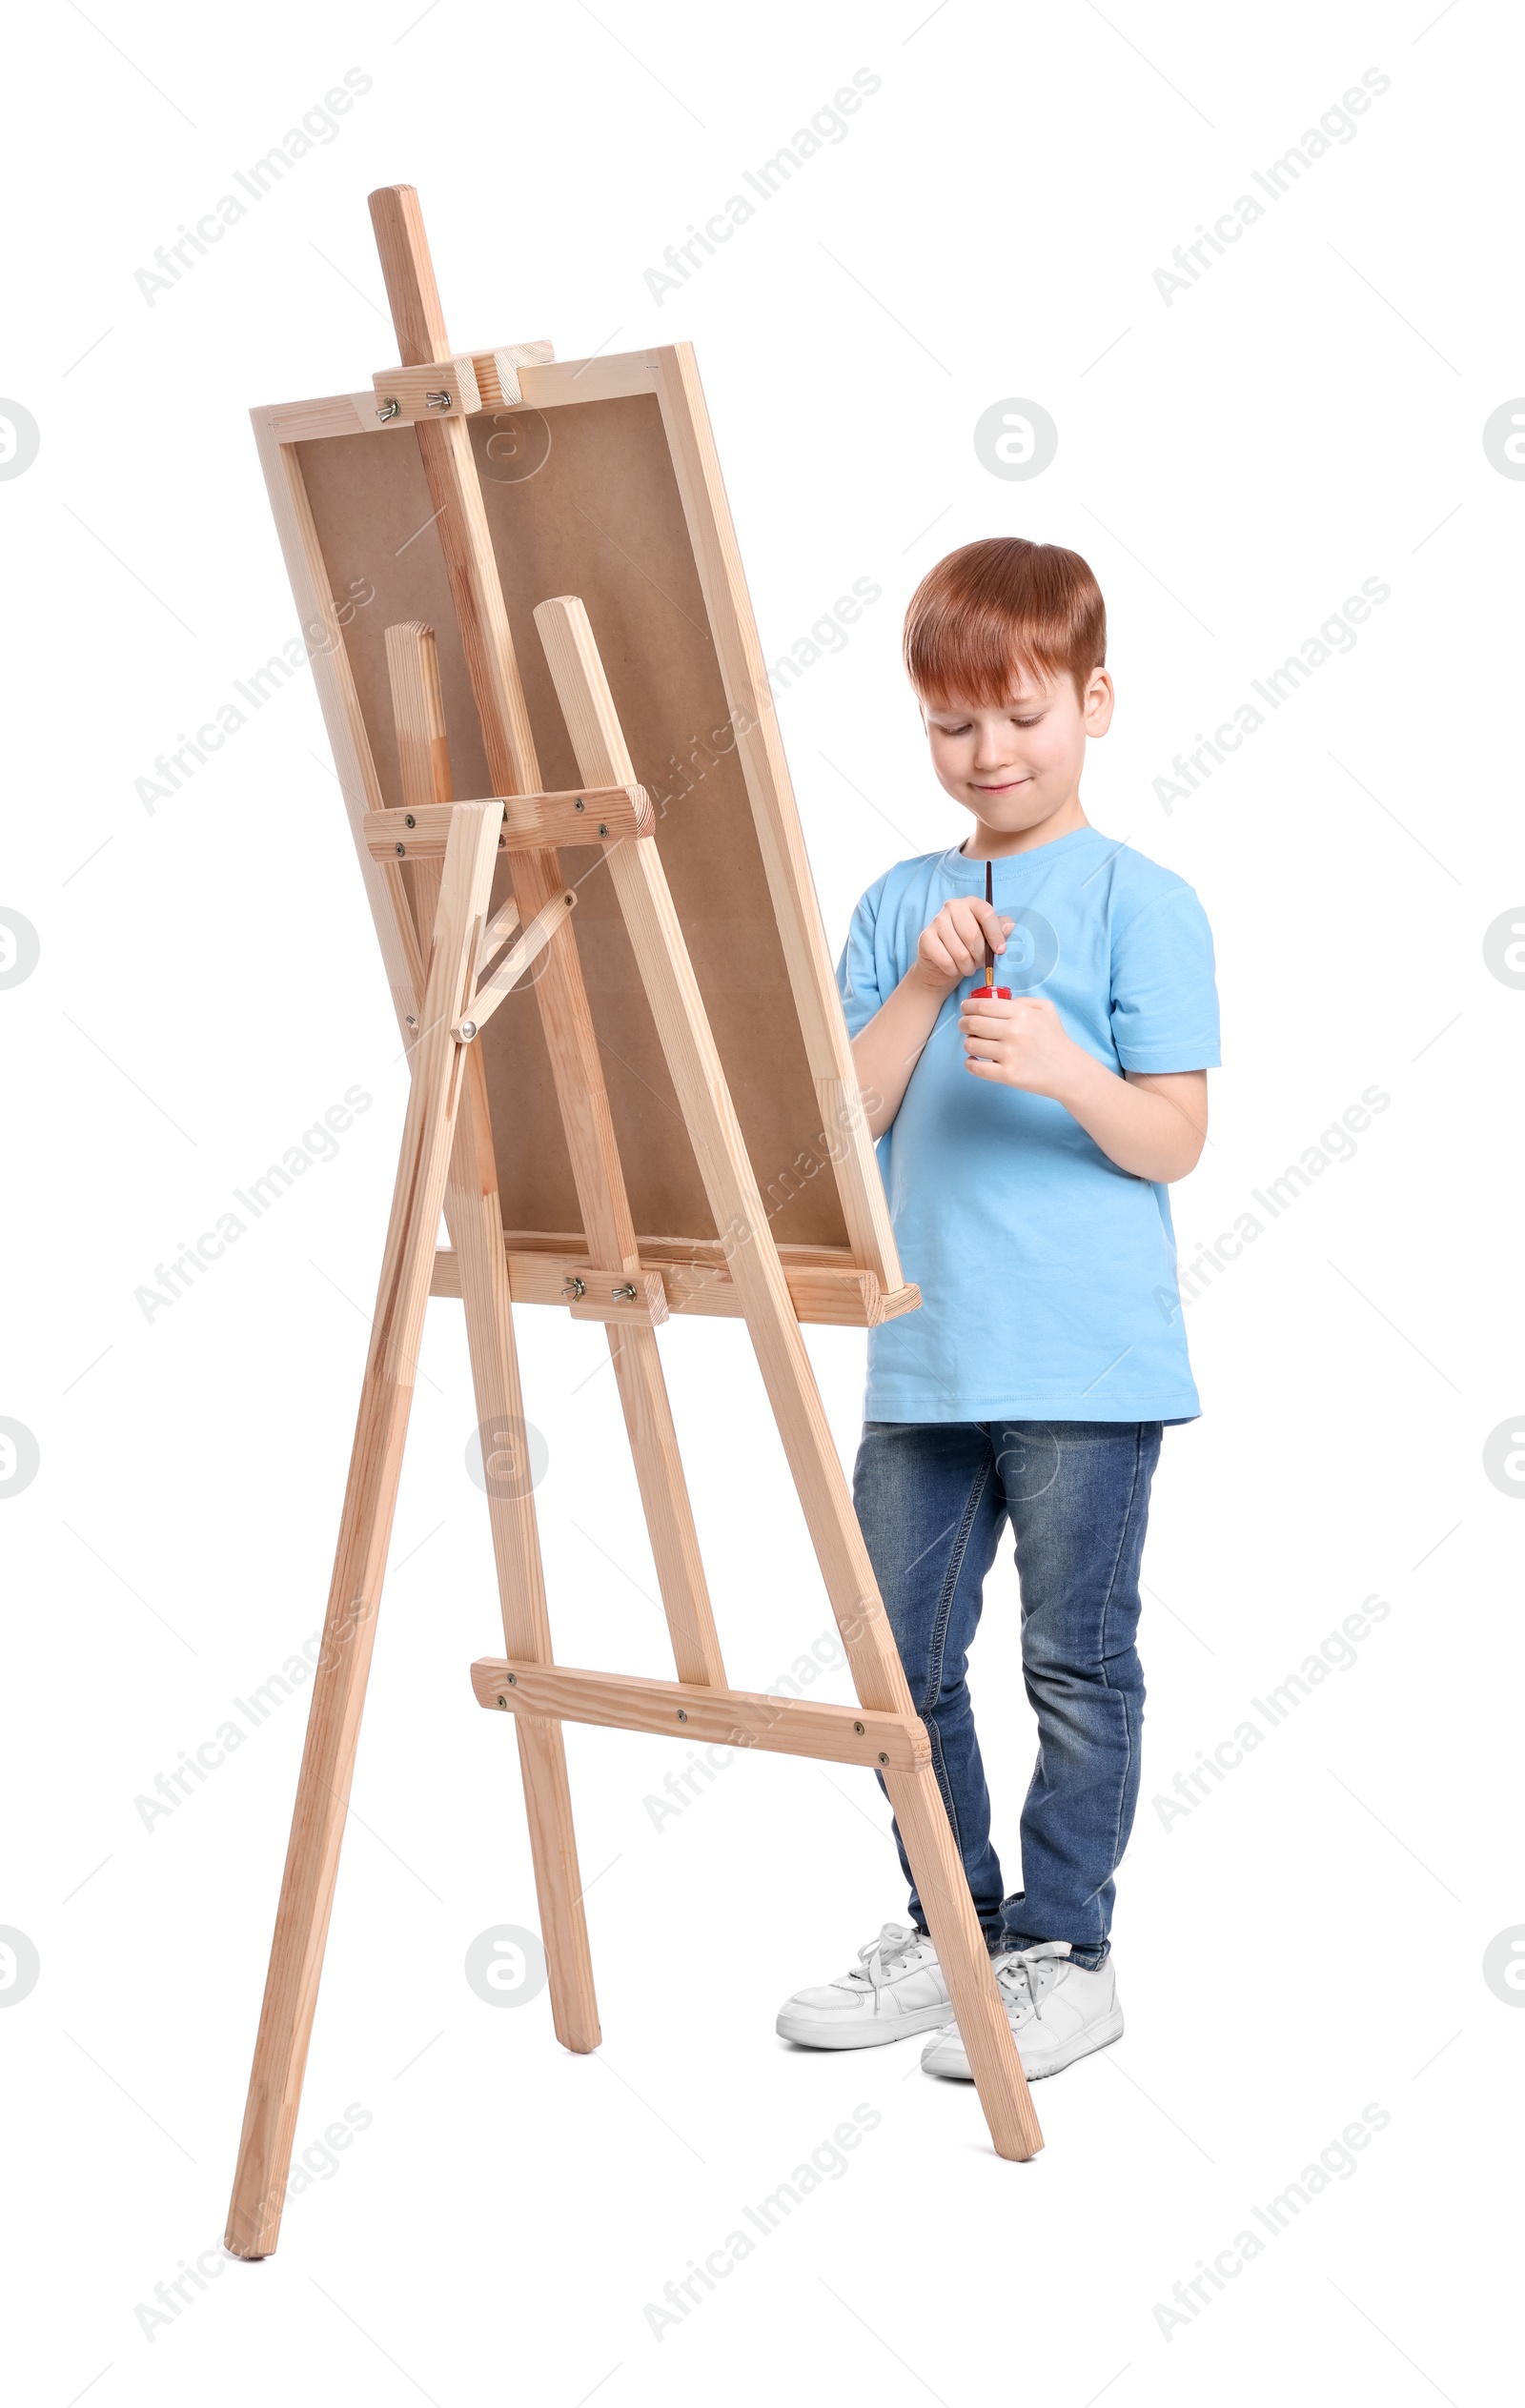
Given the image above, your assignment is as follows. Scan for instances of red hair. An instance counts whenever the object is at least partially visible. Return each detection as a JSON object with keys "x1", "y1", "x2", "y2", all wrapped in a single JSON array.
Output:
[{"x1": 904, "y1": 536, "x2": 1106, "y2": 707}]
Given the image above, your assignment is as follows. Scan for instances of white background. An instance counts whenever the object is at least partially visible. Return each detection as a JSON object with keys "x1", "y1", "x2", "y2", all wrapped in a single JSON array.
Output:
[{"x1": 3, "y1": 2, "x2": 1520, "y2": 2401}]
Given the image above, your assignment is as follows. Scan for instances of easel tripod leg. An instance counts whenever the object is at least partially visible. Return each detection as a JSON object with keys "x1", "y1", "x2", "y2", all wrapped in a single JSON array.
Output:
[
  {"x1": 604, "y1": 1323, "x2": 725, "y2": 1688},
  {"x1": 223, "y1": 1387, "x2": 408, "y2": 2257},
  {"x1": 884, "y1": 1767, "x2": 1044, "y2": 2160},
  {"x1": 447, "y1": 1042, "x2": 600, "y2": 2053},
  {"x1": 224, "y1": 802, "x2": 501, "y2": 2257},
  {"x1": 513, "y1": 1714, "x2": 599, "y2": 2048}
]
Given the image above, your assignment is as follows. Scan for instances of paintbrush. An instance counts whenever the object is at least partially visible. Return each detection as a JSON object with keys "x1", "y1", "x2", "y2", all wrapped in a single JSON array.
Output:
[{"x1": 969, "y1": 859, "x2": 1010, "y2": 1001}]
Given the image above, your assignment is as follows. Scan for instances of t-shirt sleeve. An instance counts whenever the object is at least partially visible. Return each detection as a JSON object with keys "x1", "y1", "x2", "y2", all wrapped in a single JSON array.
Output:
[
  {"x1": 1109, "y1": 881, "x2": 1221, "y2": 1072},
  {"x1": 836, "y1": 883, "x2": 888, "y2": 1040}
]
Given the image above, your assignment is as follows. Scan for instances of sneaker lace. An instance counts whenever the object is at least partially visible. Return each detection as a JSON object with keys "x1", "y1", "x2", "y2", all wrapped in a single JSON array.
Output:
[
  {"x1": 848, "y1": 1922, "x2": 925, "y2": 2007},
  {"x1": 992, "y1": 1941, "x2": 1069, "y2": 2024}
]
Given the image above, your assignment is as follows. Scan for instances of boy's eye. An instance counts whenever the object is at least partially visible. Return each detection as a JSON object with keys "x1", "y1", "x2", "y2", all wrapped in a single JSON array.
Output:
[{"x1": 1012, "y1": 715, "x2": 1042, "y2": 728}]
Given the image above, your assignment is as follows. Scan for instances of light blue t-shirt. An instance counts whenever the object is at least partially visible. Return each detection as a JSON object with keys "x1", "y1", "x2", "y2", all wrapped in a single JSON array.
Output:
[{"x1": 837, "y1": 827, "x2": 1220, "y2": 1423}]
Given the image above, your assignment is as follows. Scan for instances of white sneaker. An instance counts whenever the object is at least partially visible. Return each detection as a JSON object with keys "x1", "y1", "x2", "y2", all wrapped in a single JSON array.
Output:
[
  {"x1": 920, "y1": 1941, "x2": 1123, "y2": 2081},
  {"x1": 776, "y1": 1923, "x2": 951, "y2": 2049}
]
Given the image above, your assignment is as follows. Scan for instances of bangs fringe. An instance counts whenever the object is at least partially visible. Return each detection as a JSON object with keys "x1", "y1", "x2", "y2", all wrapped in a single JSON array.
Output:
[{"x1": 904, "y1": 538, "x2": 1106, "y2": 707}]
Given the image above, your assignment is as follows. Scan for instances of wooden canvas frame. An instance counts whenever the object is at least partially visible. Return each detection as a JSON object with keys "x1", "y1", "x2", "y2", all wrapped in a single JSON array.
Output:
[{"x1": 224, "y1": 189, "x2": 1040, "y2": 2256}]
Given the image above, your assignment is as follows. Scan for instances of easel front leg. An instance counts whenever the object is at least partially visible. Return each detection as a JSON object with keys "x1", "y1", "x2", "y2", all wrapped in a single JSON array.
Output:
[
  {"x1": 225, "y1": 801, "x2": 502, "y2": 2259},
  {"x1": 884, "y1": 1769, "x2": 1045, "y2": 2161}
]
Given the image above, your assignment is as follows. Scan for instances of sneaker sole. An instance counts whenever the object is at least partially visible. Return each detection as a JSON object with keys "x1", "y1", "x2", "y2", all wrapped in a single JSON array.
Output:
[
  {"x1": 776, "y1": 2000, "x2": 953, "y2": 2050},
  {"x1": 922, "y1": 2007, "x2": 1125, "y2": 2082}
]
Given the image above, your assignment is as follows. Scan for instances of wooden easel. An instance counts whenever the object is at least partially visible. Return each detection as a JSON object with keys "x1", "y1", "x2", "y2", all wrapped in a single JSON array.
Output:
[{"x1": 224, "y1": 187, "x2": 1041, "y2": 2256}]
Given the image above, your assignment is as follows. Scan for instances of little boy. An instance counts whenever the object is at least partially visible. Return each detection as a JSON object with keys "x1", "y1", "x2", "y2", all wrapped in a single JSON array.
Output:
[{"x1": 777, "y1": 536, "x2": 1219, "y2": 2082}]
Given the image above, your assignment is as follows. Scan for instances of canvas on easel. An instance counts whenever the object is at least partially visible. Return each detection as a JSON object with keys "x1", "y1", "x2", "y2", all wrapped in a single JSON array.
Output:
[{"x1": 225, "y1": 186, "x2": 1041, "y2": 2258}]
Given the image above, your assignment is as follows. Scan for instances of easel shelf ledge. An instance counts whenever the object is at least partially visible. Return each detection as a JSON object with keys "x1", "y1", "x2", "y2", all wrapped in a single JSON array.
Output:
[{"x1": 428, "y1": 1238, "x2": 922, "y2": 1327}]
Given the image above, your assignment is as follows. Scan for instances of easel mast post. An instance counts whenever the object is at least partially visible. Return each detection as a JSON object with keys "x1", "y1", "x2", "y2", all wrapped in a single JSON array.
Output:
[{"x1": 369, "y1": 187, "x2": 728, "y2": 1699}]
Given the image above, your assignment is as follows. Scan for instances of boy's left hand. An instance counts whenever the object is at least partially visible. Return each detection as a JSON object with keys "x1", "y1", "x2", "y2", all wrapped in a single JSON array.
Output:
[{"x1": 958, "y1": 992, "x2": 1084, "y2": 1100}]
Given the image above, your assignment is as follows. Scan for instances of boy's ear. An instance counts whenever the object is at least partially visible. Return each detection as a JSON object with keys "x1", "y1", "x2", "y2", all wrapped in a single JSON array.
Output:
[{"x1": 1083, "y1": 668, "x2": 1115, "y2": 737}]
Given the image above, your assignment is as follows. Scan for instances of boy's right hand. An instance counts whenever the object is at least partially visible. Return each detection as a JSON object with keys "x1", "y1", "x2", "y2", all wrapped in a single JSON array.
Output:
[{"x1": 915, "y1": 899, "x2": 1014, "y2": 991}]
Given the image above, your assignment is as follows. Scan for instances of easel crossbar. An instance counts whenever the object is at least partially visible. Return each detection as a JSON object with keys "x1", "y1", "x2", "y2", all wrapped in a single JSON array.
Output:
[
  {"x1": 470, "y1": 1658, "x2": 930, "y2": 1771},
  {"x1": 362, "y1": 784, "x2": 650, "y2": 860}
]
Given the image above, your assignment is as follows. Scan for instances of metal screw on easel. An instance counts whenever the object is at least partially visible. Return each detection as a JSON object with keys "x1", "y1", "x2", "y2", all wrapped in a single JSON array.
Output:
[
  {"x1": 562, "y1": 1276, "x2": 586, "y2": 1300},
  {"x1": 425, "y1": 390, "x2": 453, "y2": 411},
  {"x1": 877, "y1": 1752, "x2": 889, "y2": 1766},
  {"x1": 853, "y1": 1721, "x2": 864, "y2": 1734},
  {"x1": 612, "y1": 1283, "x2": 637, "y2": 1302},
  {"x1": 376, "y1": 397, "x2": 401, "y2": 421},
  {"x1": 458, "y1": 1019, "x2": 478, "y2": 1041},
  {"x1": 676, "y1": 1709, "x2": 688, "y2": 1722}
]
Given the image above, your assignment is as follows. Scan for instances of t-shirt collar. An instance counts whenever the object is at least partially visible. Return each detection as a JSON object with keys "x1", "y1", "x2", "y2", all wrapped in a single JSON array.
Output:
[{"x1": 937, "y1": 826, "x2": 1103, "y2": 885}]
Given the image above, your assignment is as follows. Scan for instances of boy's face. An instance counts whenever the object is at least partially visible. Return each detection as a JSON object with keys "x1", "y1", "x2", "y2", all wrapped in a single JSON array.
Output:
[{"x1": 919, "y1": 663, "x2": 1113, "y2": 836}]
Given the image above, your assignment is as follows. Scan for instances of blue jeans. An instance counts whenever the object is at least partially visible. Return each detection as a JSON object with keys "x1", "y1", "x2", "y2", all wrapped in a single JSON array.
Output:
[{"x1": 854, "y1": 1420, "x2": 1162, "y2": 1971}]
